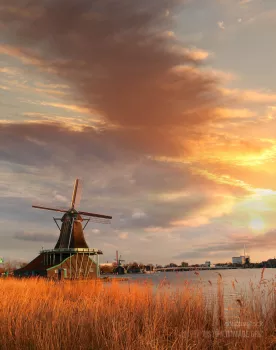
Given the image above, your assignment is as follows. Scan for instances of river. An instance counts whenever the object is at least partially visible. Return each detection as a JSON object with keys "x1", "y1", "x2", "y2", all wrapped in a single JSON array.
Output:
[{"x1": 106, "y1": 268, "x2": 276, "y2": 313}]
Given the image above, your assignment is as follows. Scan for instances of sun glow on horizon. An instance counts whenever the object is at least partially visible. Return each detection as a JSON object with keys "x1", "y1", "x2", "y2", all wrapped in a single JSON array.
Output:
[{"x1": 249, "y1": 217, "x2": 265, "y2": 232}]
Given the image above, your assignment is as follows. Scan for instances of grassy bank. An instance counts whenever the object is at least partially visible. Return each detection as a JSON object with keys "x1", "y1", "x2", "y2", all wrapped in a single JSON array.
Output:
[{"x1": 0, "y1": 276, "x2": 275, "y2": 349}]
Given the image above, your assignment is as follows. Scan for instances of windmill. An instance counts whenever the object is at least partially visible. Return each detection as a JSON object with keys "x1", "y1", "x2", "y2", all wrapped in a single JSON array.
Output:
[
  {"x1": 115, "y1": 250, "x2": 125, "y2": 266},
  {"x1": 14, "y1": 179, "x2": 112, "y2": 280},
  {"x1": 114, "y1": 250, "x2": 126, "y2": 275},
  {"x1": 32, "y1": 179, "x2": 112, "y2": 249}
]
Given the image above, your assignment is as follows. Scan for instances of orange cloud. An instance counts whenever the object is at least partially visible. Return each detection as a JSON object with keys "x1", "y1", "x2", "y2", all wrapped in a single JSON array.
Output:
[
  {"x1": 0, "y1": 85, "x2": 11, "y2": 91},
  {"x1": 215, "y1": 107, "x2": 256, "y2": 119},
  {"x1": 0, "y1": 0, "x2": 231, "y2": 159},
  {"x1": 172, "y1": 47, "x2": 210, "y2": 61},
  {"x1": 222, "y1": 88, "x2": 276, "y2": 104},
  {"x1": 0, "y1": 44, "x2": 44, "y2": 67},
  {"x1": 168, "y1": 193, "x2": 235, "y2": 228}
]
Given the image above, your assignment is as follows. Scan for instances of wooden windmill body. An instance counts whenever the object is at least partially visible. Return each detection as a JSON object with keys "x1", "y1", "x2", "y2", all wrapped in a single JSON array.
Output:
[{"x1": 14, "y1": 179, "x2": 112, "y2": 280}]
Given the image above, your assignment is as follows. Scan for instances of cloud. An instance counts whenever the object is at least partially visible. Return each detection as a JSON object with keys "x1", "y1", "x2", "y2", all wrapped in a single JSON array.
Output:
[
  {"x1": 218, "y1": 21, "x2": 225, "y2": 30},
  {"x1": 182, "y1": 47, "x2": 210, "y2": 61},
  {"x1": 118, "y1": 232, "x2": 129, "y2": 240},
  {"x1": 239, "y1": 0, "x2": 253, "y2": 5},
  {"x1": 174, "y1": 229, "x2": 276, "y2": 261},
  {"x1": 53, "y1": 192, "x2": 68, "y2": 203},
  {"x1": 205, "y1": 69, "x2": 237, "y2": 82},
  {"x1": 170, "y1": 196, "x2": 235, "y2": 228},
  {"x1": 132, "y1": 210, "x2": 147, "y2": 219},
  {"x1": 0, "y1": 122, "x2": 124, "y2": 167},
  {"x1": 2, "y1": 0, "x2": 274, "y2": 264},
  {"x1": 91, "y1": 229, "x2": 100, "y2": 235},
  {"x1": 34, "y1": 102, "x2": 93, "y2": 115},
  {"x1": 0, "y1": 67, "x2": 19, "y2": 75},
  {"x1": 0, "y1": 120, "x2": 251, "y2": 235},
  {"x1": 0, "y1": 0, "x2": 230, "y2": 159},
  {"x1": 0, "y1": 44, "x2": 44, "y2": 67},
  {"x1": 215, "y1": 108, "x2": 256, "y2": 119},
  {"x1": 222, "y1": 88, "x2": 276, "y2": 104},
  {"x1": 14, "y1": 231, "x2": 58, "y2": 243},
  {"x1": 0, "y1": 85, "x2": 11, "y2": 91}
]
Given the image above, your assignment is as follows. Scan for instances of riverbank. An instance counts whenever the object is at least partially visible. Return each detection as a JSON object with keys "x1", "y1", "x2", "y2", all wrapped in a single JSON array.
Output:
[{"x1": 0, "y1": 276, "x2": 275, "y2": 349}]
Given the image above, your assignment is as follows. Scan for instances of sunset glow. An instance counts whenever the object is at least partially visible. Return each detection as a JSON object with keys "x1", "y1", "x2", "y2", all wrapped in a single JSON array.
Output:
[
  {"x1": 1, "y1": 0, "x2": 276, "y2": 264},
  {"x1": 249, "y1": 218, "x2": 265, "y2": 232}
]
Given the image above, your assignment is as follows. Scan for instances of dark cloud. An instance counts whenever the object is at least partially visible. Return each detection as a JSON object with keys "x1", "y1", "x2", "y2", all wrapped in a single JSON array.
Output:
[
  {"x1": 0, "y1": 122, "x2": 125, "y2": 167},
  {"x1": 0, "y1": 121, "x2": 250, "y2": 191},
  {"x1": 0, "y1": 0, "x2": 226, "y2": 157},
  {"x1": 0, "y1": 121, "x2": 250, "y2": 234}
]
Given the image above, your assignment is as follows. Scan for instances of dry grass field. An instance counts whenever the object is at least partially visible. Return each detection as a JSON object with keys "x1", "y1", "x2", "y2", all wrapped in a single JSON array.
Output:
[{"x1": 0, "y1": 275, "x2": 275, "y2": 350}]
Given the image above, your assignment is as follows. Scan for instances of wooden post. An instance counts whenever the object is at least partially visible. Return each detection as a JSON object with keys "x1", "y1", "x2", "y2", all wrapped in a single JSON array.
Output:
[
  {"x1": 97, "y1": 254, "x2": 100, "y2": 278},
  {"x1": 78, "y1": 251, "x2": 85, "y2": 279},
  {"x1": 84, "y1": 253, "x2": 90, "y2": 278},
  {"x1": 74, "y1": 252, "x2": 79, "y2": 279}
]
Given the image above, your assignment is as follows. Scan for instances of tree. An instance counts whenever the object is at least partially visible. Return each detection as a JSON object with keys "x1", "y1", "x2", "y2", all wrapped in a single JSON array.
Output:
[
  {"x1": 18, "y1": 262, "x2": 28, "y2": 268},
  {"x1": 100, "y1": 264, "x2": 114, "y2": 274},
  {"x1": 129, "y1": 262, "x2": 139, "y2": 269},
  {"x1": 169, "y1": 263, "x2": 178, "y2": 268},
  {"x1": 0, "y1": 259, "x2": 27, "y2": 276}
]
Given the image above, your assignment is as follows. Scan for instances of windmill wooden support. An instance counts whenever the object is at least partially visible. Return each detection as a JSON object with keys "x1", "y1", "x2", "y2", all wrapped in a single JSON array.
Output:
[{"x1": 14, "y1": 179, "x2": 112, "y2": 280}]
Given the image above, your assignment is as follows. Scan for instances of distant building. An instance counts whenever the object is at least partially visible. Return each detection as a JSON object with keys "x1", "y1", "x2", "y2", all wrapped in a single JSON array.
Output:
[
  {"x1": 204, "y1": 261, "x2": 211, "y2": 267},
  {"x1": 232, "y1": 256, "x2": 250, "y2": 265},
  {"x1": 232, "y1": 256, "x2": 244, "y2": 264},
  {"x1": 181, "y1": 261, "x2": 188, "y2": 267}
]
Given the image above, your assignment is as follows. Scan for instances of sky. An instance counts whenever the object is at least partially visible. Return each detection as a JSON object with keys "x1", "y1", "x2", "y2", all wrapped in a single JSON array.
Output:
[{"x1": 1, "y1": 0, "x2": 276, "y2": 265}]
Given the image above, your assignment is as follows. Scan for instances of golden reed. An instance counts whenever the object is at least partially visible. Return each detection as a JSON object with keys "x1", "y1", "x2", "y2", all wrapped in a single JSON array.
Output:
[{"x1": 0, "y1": 276, "x2": 275, "y2": 349}]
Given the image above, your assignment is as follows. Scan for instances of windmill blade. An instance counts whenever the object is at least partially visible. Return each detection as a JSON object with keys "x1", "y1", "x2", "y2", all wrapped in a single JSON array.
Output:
[
  {"x1": 86, "y1": 216, "x2": 111, "y2": 224},
  {"x1": 32, "y1": 205, "x2": 68, "y2": 213},
  {"x1": 71, "y1": 179, "x2": 79, "y2": 209},
  {"x1": 78, "y1": 210, "x2": 112, "y2": 220},
  {"x1": 74, "y1": 179, "x2": 82, "y2": 209}
]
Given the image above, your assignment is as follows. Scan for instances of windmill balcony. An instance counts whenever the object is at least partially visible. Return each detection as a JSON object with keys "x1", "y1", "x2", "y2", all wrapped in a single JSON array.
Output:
[{"x1": 40, "y1": 248, "x2": 103, "y2": 255}]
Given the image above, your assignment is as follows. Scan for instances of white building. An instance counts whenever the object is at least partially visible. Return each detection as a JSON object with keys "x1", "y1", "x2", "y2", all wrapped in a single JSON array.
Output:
[{"x1": 232, "y1": 256, "x2": 250, "y2": 264}]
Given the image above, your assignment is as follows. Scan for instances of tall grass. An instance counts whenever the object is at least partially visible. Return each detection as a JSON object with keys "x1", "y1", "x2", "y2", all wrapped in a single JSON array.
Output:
[{"x1": 0, "y1": 277, "x2": 275, "y2": 349}]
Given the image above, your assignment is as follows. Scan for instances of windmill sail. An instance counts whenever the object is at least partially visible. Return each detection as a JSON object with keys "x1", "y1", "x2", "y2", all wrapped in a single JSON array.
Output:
[
  {"x1": 32, "y1": 205, "x2": 68, "y2": 213},
  {"x1": 74, "y1": 179, "x2": 82, "y2": 209},
  {"x1": 71, "y1": 179, "x2": 79, "y2": 209}
]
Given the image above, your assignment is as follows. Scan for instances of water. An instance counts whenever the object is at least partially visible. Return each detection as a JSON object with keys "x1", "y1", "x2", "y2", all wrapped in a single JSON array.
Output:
[
  {"x1": 111, "y1": 268, "x2": 275, "y2": 288},
  {"x1": 107, "y1": 268, "x2": 276, "y2": 311}
]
